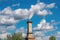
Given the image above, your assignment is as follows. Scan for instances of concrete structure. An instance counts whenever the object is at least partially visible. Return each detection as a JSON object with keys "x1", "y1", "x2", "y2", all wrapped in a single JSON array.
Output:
[{"x1": 25, "y1": 21, "x2": 35, "y2": 40}]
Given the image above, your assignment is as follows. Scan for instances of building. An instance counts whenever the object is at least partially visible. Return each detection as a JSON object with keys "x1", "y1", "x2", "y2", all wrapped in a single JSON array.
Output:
[{"x1": 25, "y1": 21, "x2": 35, "y2": 40}]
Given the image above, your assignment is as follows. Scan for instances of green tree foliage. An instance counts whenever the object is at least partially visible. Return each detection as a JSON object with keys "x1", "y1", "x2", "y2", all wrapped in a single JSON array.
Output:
[
  {"x1": 49, "y1": 36, "x2": 56, "y2": 40},
  {"x1": 7, "y1": 33, "x2": 24, "y2": 40},
  {"x1": 0, "y1": 38, "x2": 1, "y2": 40},
  {"x1": 12, "y1": 33, "x2": 20, "y2": 40}
]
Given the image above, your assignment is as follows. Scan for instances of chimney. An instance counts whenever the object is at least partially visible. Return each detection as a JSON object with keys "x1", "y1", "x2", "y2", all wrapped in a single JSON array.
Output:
[
  {"x1": 25, "y1": 20, "x2": 35, "y2": 40},
  {"x1": 27, "y1": 21, "x2": 32, "y2": 33}
]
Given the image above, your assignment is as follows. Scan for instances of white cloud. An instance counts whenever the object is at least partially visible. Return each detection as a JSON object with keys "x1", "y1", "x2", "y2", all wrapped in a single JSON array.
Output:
[
  {"x1": 35, "y1": 36, "x2": 50, "y2": 40},
  {"x1": 42, "y1": 36, "x2": 50, "y2": 40},
  {"x1": 14, "y1": 9, "x2": 29, "y2": 20},
  {"x1": 30, "y1": 2, "x2": 55, "y2": 17},
  {"x1": 0, "y1": 15, "x2": 16, "y2": 26},
  {"x1": 34, "y1": 31, "x2": 45, "y2": 37},
  {"x1": 47, "y1": 3, "x2": 55, "y2": 8},
  {"x1": 0, "y1": 32, "x2": 11, "y2": 39},
  {"x1": 57, "y1": 32, "x2": 60, "y2": 35},
  {"x1": 35, "y1": 37, "x2": 42, "y2": 40},
  {"x1": 33, "y1": 19, "x2": 55, "y2": 31},
  {"x1": 33, "y1": 19, "x2": 57, "y2": 40},
  {"x1": 7, "y1": 25, "x2": 16, "y2": 30},
  {"x1": 34, "y1": 31, "x2": 50, "y2": 40},
  {"x1": 56, "y1": 31, "x2": 60, "y2": 37},
  {"x1": 1, "y1": 7, "x2": 13, "y2": 15},
  {"x1": 37, "y1": 10, "x2": 52, "y2": 16},
  {"x1": 0, "y1": 26, "x2": 6, "y2": 33},
  {"x1": 30, "y1": 2, "x2": 46, "y2": 12},
  {"x1": 1, "y1": 6, "x2": 33, "y2": 20},
  {"x1": 0, "y1": 2, "x2": 55, "y2": 21}
]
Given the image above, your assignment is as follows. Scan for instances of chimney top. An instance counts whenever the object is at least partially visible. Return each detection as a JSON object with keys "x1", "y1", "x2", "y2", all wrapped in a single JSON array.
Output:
[{"x1": 27, "y1": 20, "x2": 32, "y2": 23}]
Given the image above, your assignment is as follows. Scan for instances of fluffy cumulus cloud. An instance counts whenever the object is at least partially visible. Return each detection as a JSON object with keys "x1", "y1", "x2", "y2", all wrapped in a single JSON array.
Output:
[
  {"x1": 35, "y1": 34, "x2": 50, "y2": 40},
  {"x1": 0, "y1": 32, "x2": 11, "y2": 39},
  {"x1": 1, "y1": 6, "x2": 32, "y2": 20},
  {"x1": 33, "y1": 19, "x2": 56, "y2": 31},
  {"x1": 30, "y1": 2, "x2": 55, "y2": 16},
  {"x1": 35, "y1": 36, "x2": 50, "y2": 40},
  {"x1": 34, "y1": 31, "x2": 45, "y2": 37},
  {"x1": 14, "y1": 9, "x2": 29, "y2": 20},
  {"x1": 0, "y1": 26, "x2": 6, "y2": 33},
  {"x1": 0, "y1": 2, "x2": 56, "y2": 39},
  {"x1": 0, "y1": 16, "x2": 16, "y2": 26},
  {"x1": 56, "y1": 31, "x2": 60, "y2": 37},
  {"x1": 34, "y1": 31, "x2": 50, "y2": 40},
  {"x1": 47, "y1": 3, "x2": 55, "y2": 8},
  {"x1": 33, "y1": 19, "x2": 57, "y2": 40},
  {"x1": 0, "y1": 2, "x2": 55, "y2": 20}
]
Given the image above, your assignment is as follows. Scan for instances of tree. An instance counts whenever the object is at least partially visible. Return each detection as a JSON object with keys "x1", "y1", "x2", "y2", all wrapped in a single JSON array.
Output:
[
  {"x1": 0, "y1": 38, "x2": 1, "y2": 40},
  {"x1": 12, "y1": 33, "x2": 24, "y2": 40},
  {"x1": 17, "y1": 33, "x2": 24, "y2": 40},
  {"x1": 12, "y1": 33, "x2": 19, "y2": 40},
  {"x1": 7, "y1": 35, "x2": 12, "y2": 40},
  {"x1": 7, "y1": 33, "x2": 24, "y2": 40},
  {"x1": 49, "y1": 36, "x2": 56, "y2": 40}
]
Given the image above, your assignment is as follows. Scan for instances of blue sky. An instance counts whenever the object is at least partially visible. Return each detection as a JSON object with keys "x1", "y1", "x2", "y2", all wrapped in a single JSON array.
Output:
[{"x1": 0, "y1": 0, "x2": 60, "y2": 40}]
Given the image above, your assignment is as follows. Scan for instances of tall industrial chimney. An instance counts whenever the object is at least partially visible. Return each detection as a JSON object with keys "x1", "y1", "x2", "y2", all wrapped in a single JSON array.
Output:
[{"x1": 25, "y1": 21, "x2": 35, "y2": 40}]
